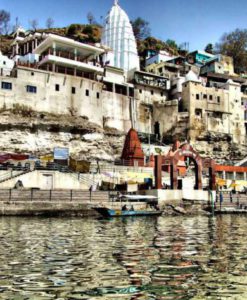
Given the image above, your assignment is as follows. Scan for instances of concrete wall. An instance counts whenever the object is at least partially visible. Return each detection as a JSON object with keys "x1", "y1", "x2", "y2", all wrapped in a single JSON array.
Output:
[
  {"x1": 145, "y1": 189, "x2": 216, "y2": 203},
  {"x1": 0, "y1": 67, "x2": 133, "y2": 133},
  {"x1": 0, "y1": 170, "x2": 88, "y2": 190}
]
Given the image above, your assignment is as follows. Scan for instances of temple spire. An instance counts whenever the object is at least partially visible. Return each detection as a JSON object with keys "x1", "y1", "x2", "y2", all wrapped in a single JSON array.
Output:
[{"x1": 114, "y1": 0, "x2": 119, "y2": 5}]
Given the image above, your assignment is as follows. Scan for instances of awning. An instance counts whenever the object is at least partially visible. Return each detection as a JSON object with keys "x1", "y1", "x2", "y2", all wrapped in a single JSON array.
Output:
[{"x1": 216, "y1": 178, "x2": 227, "y2": 186}]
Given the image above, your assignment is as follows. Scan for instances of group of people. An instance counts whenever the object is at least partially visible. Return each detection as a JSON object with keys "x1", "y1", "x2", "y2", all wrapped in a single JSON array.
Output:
[
  {"x1": 122, "y1": 204, "x2": 134, "y2": 211},
  {"x1": 215, "y1": 190, "x2": 240, "y2": 209}
]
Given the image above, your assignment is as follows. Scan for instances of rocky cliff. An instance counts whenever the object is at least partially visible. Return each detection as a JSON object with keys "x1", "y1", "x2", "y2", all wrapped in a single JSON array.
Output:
[{"x1": 0, "y1": 109, "x2": 125, "y2": 161}]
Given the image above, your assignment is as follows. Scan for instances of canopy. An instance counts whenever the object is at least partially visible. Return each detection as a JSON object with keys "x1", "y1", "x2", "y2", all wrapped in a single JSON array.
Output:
[{"x1": 216, "y1": 178, "x2": 227, "y2": 186}]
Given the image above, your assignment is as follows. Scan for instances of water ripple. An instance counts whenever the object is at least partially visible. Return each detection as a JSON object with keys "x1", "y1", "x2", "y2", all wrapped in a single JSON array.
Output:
[{"x1": 0, "y1": 215, "x2": 247, "y2": 299}]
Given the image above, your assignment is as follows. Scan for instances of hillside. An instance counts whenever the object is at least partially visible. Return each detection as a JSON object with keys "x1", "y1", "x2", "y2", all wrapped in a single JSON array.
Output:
[{"x1": 0, "y1": 24, "x2": 176, "y2": 62}]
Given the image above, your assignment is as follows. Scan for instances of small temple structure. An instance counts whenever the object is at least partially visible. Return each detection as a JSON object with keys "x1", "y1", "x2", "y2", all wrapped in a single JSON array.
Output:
[
  {"x1": 101, "y1": 0, "x2": 140, "y2": 73},
  {"x1": 121, "y1": 128, "x2": 144, "y2": 166}
]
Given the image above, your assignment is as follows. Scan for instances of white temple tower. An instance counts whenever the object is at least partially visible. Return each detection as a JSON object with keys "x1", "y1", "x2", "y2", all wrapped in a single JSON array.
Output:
[{"x1": 101, "y1": 0, "x2": 140, "y2": 73}]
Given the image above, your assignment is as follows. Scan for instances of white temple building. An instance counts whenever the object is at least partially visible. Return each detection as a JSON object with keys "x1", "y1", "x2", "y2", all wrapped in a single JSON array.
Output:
[{"x1": 101, "y1": 0, "x2": 140, "y2": 73}]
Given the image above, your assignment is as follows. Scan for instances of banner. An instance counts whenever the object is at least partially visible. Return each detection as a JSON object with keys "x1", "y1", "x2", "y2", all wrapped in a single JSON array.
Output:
[{"x1": 54, "y1": 148, "x2": 69, "y2": 160}]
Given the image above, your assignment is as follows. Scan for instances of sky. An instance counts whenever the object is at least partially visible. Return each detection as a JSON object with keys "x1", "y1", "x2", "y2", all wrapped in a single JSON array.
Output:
[{"x1": 2, "y1": 0, "x2": 247, "y2": 50}]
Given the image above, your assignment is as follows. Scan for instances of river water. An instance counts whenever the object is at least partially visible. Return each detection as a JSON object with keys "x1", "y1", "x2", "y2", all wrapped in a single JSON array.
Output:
[{"x1": 0, "y1": 215, "x2": 247, "y2": 299}]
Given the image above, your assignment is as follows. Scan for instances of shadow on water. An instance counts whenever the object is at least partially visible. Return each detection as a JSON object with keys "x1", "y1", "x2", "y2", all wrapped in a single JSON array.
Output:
[{"x1": 0, "y1": 215, "x2": 247, "y2": 299}]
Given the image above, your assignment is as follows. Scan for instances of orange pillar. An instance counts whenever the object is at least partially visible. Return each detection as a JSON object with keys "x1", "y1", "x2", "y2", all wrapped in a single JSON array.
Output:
[{"x1": 155, "y1": 155, "x2": 162, "y2": 189}]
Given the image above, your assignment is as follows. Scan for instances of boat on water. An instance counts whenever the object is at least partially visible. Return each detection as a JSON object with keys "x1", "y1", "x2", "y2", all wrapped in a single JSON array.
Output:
[{"x1": 94, "y1": 194, "x2": 162, "y2": 217}]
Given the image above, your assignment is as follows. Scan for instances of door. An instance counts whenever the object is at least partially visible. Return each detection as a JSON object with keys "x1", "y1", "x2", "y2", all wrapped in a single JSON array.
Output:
[{"x1": 42, "y1": 174, "x2": 53, "y2": 190}]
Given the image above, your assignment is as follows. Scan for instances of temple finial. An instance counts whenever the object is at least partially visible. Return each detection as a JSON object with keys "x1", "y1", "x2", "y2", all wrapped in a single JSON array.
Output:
[{"x1": 114, "y1": 0, "x2": 119, "y2": 5}]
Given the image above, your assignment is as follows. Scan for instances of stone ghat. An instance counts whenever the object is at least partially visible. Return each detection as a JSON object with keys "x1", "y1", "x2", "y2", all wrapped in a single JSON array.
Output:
[{"x1": 0, "y1": 189, "x2": 149, "y2": 217}]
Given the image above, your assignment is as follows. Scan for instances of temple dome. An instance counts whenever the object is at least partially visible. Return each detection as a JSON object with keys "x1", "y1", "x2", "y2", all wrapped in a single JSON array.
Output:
[
  {"x1": 101, "y1": 1, "x2": 140, "y2": 73},
  {"x1": 185, "y1": 70, "x2": 201, "y2": 83}
]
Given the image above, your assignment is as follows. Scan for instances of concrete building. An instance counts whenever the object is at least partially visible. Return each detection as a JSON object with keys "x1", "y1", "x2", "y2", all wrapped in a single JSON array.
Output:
[
  {"x1": 187, "y1": 50, "x2": 215, "y2": 66},
  {"x1": 181, "y1": 78, "x2": 246, "y2": 144},
  {"x1": 200, "y1": 55, "x2": 236, "y2": 76},
  {"x1": 101, "y1": 0, "x2": 140, "y2": 73},
  {"x1": 0, "y1": 51, "x2": 14, "y2": 76},
  {"x1": 145, "y1": 50, "x2": 174, "y2": 67}
]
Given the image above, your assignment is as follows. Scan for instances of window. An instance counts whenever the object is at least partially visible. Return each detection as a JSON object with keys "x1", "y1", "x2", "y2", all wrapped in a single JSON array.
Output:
[
  {"x1": 1, "y1": 82, "x2": 12, "y2": 90},
  {"x1": 85, "y1": 89, "x2": 89, "y2": 96},
  {"x1": 203, "y1": 94, "x2": 207, "y2": 99},
  {"x1": 139, "y1": 89, "x2": 142, "y2": 94},
  {"x1": 31, "y1": 72, "x2": 34, "y2": 76},
  {"x1": 217, "y1": 96, "x2": 220, "y2": 103},
  {"x1": 196, "y1": 94, "x2": 200, "y2": 100},
  {"x1": 151, "y1": 90, "x2": 154, "y2": 95},
  {"x1": 97, "y1": 92, "x2": 100, "y2": 99},
  {"x1": 161, "y1": 92, "x2": 164, "y2": 97},
  {"x1": 195, "y1": 108, "x2": 202, "y2": 117},
  {"x1": 26, "y1": 85, "x2": 37, "y2": 93},
  {"x1": 3, "y1": 61, "x2": 6, "y2": 65},
  {"x1": 209, "y1": 95, "x2": 213, "y2": 100},
  {"x1": 55, "y1": 84, "x2": 60, "y2": 91},
  {"x1": 72, "y1": 87, "x2": 76, "y2": 94}
]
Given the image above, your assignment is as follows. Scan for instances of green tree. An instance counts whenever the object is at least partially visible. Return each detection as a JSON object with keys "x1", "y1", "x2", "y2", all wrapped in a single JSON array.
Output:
[
  {"x1": 204, "y1": 43, "x2": 214, "y2": 54},
  {"x1": 67, "y1": 24, "x2": 83, "y2": 36},
  {"x1": 131, "y1": 17, "x2": 151, "y2": 41},
  {"x1": 216, "y1": 28, "x2": 247, "y2": 73},
  {"x1": 166, "y1": 39, "x2": 178, "y2": 50}
]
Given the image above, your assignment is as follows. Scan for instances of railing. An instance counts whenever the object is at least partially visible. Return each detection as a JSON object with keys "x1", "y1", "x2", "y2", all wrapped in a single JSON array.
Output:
[{"x1": 0, "y1": 189, "x2": 110, "y2": 203}]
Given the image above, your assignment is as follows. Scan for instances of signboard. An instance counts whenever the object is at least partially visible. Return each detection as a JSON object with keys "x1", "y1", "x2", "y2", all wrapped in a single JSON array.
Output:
[
  {"x1": 54, "y1": 147, "x2": 69, "y2": 160},
  {"x1": 69, "y1": 158, "x2": 90, "y2": 173}
]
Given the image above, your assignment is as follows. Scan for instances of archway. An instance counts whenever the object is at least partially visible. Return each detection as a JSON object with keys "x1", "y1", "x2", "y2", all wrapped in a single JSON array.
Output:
[
  {"x1": 154, "y1": 143, "x2": 216, "y2": 190},
  {"x1": 170, "y1": 143, "x2": 203, "y2": 190}
]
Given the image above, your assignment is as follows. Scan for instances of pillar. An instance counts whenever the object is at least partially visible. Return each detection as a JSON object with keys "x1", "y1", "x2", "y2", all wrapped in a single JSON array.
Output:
[
  {"x1": 52, "y1": 42, "x2": 56, "y2": 56},
  {"x1": 154, "y1": 155, "x2": 162, "y2": 189}
]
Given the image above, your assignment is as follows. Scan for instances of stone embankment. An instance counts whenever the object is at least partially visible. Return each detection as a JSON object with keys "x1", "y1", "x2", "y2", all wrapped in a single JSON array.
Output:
[
  {"x1": 0, "y1": 189, "x2": 210, "y2": 217},
  {"x1": 1, "y1": 188, "x2": 247, "y2": 217}
]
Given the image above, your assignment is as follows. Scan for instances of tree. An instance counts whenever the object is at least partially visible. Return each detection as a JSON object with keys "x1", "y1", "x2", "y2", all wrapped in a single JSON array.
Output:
[
  {"x1": 205, "y1": 43, "x2": 214, "y2": 54},
  {"x1": 166, "y1": 39, "x2": 178, "y2": 50},
  {"x1": 30, "y1": 19, "x2": 39, "y2": 31},
  {"x1": 216, "y1": 28, "x2": 247, "y2": 73},
  {"x1": 131, "y1": 17, "x2": 151, "y2": 41},
  {"x1": 87, "y1": 12, "x2": 95, "y2": 25},
  {"x1": 0, "y1": 10, "x2": 10, "y2": 34},
  {"x1": 46, "y1": 17, "x2": 54, "y2": 29}
]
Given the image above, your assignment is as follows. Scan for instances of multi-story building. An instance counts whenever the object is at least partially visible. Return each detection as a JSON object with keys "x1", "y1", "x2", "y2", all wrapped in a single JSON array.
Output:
[{"x1": 181, "y1": 77, "x2": 246, "y2": 144}]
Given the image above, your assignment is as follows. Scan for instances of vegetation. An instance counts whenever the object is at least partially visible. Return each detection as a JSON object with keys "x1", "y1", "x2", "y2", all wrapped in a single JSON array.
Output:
[
  {"x1": 131, "y1": 17, "x2": 151, "y2": 41},
  {"x1": 216, "y1": 28, "x2": 247, "y2": 73},
  {"x1": 0, "y1": 10, "x2": 11, "y2": 34},
  {"x1": 1, "y1": 10, "x2": 247, "y2": 74},
  {"x1": 204, "y1": 43, "x2": 214, "y2": 54}
]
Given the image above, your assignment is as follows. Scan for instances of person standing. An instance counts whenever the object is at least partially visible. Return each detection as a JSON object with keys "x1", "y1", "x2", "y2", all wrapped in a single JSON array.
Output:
[
  {"x1": 229, "y1": 191, "x2": 233, "y2": 203},
  {"x1": 220, "y1": 192, "x2": 223, "y2": 210}
]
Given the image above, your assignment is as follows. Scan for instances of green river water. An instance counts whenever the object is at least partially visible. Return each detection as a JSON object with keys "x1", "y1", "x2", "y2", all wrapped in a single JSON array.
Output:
[{"x1": 0, "y1": 215, "x2": 247, "y2": 299}]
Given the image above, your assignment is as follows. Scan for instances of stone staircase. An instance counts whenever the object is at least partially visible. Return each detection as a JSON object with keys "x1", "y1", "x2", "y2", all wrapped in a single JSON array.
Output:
[{"x1": 0, "y1": 169, "x2": 34, "y2": 184}]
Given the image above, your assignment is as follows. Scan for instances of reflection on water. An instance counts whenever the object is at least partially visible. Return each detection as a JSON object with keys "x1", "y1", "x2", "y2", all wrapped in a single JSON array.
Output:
[{"x1": 0, "y1": 215, "x2": 247, "y2": 299}]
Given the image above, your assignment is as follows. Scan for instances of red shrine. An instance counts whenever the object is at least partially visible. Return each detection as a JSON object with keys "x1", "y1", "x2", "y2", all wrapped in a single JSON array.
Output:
[{"x1": 121, "y1": 128, "x2": 145, "y2": 166}]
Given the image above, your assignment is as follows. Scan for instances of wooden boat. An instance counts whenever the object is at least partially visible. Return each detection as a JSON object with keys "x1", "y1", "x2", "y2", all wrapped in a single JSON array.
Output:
[{"x1": 94, "y1": 194, "x2": 162, "y2": 218}]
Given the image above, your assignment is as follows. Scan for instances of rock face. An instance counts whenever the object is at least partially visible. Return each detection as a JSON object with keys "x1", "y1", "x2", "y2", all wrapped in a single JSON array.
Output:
[
  {"x1": 0, "y1": 110, "x2": 125, "y2": 162},
  {"x1": 193, "y1": 132, "x2": 247, "y2": 164}
]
